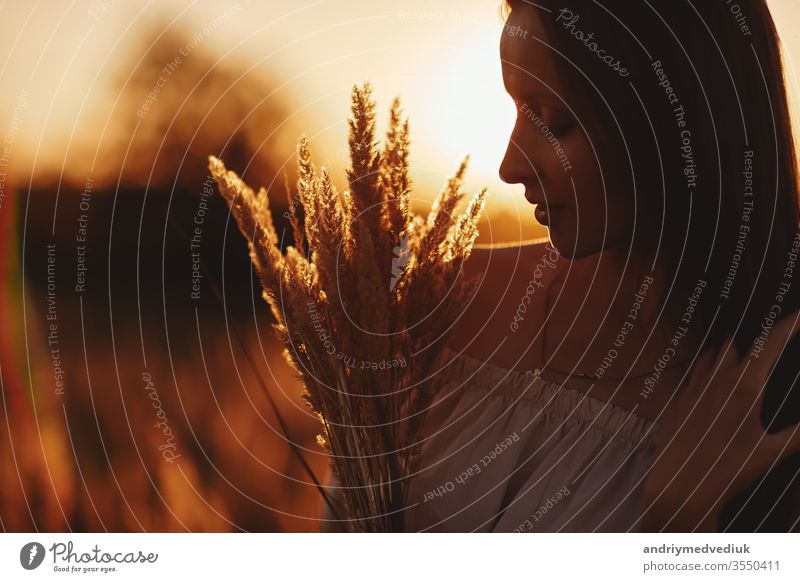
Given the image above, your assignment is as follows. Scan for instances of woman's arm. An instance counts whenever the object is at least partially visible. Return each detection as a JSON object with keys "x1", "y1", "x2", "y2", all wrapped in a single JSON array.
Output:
[{"x1": 641, "y1": 312, "x2": 800, "y2": 532}]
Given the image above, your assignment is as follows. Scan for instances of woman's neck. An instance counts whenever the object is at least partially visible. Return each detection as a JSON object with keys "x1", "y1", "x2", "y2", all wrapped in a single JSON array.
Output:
[{"x1": 544, "y1": 245, "x2": 693, "y2": 377}]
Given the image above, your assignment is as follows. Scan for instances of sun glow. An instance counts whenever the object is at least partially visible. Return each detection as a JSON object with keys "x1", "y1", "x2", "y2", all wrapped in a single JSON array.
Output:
[{"x1": 429, "y1": 27, "x2": 518, "y2": 203}]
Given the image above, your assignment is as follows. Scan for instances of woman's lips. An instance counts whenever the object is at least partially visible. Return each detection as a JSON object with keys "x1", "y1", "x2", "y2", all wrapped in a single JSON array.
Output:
[
  {"x1": 534, "y1": 204, "x2": 565, "y2": 226},
  {"x1": 524, "y1": 191, "x2": 566, "y2": 226}
]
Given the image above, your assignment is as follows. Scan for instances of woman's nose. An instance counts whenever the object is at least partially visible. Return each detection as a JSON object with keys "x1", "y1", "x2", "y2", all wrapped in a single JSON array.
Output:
[{"x1": 499, "y1": 138, "x2": 535, "y2": 185}]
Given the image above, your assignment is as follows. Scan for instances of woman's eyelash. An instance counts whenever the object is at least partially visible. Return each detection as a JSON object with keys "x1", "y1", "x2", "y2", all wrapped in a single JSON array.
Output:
[
  {"x1": 541, "y1": 107, "x2": 572, "y2": 125},
  {"x1": 547, "y1": 117, "x2": 575, "y2": 134},
  {"x1": 548, "y1": 124, "x2": 571, "y2": 136},
  {"x1": 517, "y1": 103, "x2": 575, "y2": 134}
]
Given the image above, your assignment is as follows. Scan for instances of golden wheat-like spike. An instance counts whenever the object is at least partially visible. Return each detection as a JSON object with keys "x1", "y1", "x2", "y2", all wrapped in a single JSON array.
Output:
[
  {"x1": 311, "y1": 168, "x2": 347, "y2": 303},
  {"x1": 211, "y1": 157, "x2": 280, "y2": 250},
  {"x1": 296, "y1": 136, "x2": 322, "y2": 251},
  {"x1": 208, "y1": 156, "x2": 252, "y2": 220},
  {"x1": 315, "y1": 168, "x2": 335, "y2": 235},
  {"x1": 396, "y1": 118, "x2": 411, "y2": 222},
  {"x1": 446, "y1": 187, "x2": 488, "y2": 261},
  {"x1": 279, "y1": 275, "x2": 336, "y2": 390},
  {"x1": 346, "y1": 84, "x2": 384, "y2": 254},
  {"x1": 427, "y1": 155, "x2": 469, "y2": 227},
  {"x1": 381, "y1": 98, "x2": 412, "y2": 240},
  {"x1": 402, "y1": 186, "x2": 479, "y2": 343},
  {"x1": 347, "y1": 86, "x2": 380, "y2": 193},
  {"x1": 208, "y1": 156, "x2": 284, "y2": 296},
  {"x1": 388, "y1": 214, "x2": 425, "y2": 305},
  {"x1": 284, "y1": 170, "x2": 305, "y2": 253},
  {"x1": 208, "y1": 156, "x2": 273, "y2": 243},
  {"x1": 414, "y1": 156, "x2": 470, "y2": 271},
  {"x1": 382, "y1": 97, "x2": 402, "y2": 160},
  {"x1": 252, "y1": 186, "x2": 279, "y2": 246},
  {"x1": 284, "y1": 245, "x2": 317, "y2": 292},
  {"x1": 339, "y1": 189, "x2": 355, "y2": 251},
  {"x1": 297, "y1": 135, "x2": 316, "y2": 205},
  {"x1": 326, "y1": 176, "x2": 348, "y2": 242}
]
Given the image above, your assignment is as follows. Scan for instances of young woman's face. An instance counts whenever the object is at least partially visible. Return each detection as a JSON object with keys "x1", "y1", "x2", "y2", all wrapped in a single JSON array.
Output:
[{"x1": 499, "y1": 6, "x2": 634, "y2": 259}]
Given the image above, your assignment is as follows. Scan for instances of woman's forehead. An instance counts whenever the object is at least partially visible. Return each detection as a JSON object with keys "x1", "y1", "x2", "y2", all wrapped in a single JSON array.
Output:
[{"x1": 500, "y1": 7, "x2": 566, "y2": 99}]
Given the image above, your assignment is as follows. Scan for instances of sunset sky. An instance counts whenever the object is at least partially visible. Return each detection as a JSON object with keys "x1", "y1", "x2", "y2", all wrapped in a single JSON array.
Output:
[{"x1": 1, "y1": 0, "x2": 799, "y2": 241}]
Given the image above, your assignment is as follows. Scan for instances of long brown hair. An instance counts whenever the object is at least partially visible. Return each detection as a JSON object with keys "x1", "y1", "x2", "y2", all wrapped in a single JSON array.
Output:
[{"x1": 503, "y1": 0, "x2": 800, "y2": 531}]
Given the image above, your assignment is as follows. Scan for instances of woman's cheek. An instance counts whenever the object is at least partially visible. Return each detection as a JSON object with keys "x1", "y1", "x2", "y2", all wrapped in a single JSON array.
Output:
[{"x1": 560, "y1": 138, "x2": 602, "y2": 201}]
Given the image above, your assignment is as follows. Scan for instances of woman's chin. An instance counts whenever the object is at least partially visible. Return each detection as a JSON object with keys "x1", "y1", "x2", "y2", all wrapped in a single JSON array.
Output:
[
  {"x1": 544, "y1": 226, "x2": 577, "y2": 259},
  {"x1": 547, "y1": 232, "x2": 607, "y2": 261},
  {"x1": 551, "y1": 242, "x2": 591, "y2": 260}
]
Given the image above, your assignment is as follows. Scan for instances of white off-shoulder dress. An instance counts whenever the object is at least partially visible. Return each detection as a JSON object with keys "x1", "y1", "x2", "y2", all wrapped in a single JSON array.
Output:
[{"x1": 322, "y1": 346, "x2": 660, "y2": 532}]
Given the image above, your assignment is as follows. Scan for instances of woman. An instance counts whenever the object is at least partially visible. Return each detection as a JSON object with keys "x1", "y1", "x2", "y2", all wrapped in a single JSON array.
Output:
[{"x1": 323, "y1": 0, "x2": 800, "y2": 531}]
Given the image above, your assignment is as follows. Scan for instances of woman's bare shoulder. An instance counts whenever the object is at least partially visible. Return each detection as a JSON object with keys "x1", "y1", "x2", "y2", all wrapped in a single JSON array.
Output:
[{"x1": 449, "y1": 239, "x2": 562, "y2": 356}]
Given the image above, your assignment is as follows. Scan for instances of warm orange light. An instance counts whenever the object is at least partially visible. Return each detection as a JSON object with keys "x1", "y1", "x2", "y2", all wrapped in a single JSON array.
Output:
[{"x1": 429, "y1": 27, "x2": 517, "y2": 197}]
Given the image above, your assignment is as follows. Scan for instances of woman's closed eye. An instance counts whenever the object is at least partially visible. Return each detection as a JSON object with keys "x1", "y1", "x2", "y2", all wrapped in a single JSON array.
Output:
[
  {"x1": 540, "y1": 105, "x2": 575, "y2": 135},
  {"x1": 516, "y1": 100, "x2": 575, "y2": 136}
]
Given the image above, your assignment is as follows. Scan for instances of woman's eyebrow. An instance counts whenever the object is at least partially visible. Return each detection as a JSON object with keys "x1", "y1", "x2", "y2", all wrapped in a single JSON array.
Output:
[
  {"x1": 502, "y1": 73, "x2": 560, "y2": 102},
  {"x1": 514, "y1": 91, "x2": 563, "y2": 104}
]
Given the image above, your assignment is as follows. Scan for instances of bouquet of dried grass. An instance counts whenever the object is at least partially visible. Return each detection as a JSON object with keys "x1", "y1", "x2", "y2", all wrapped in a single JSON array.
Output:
[{"x1": 208, "y1": 83, "x2": 487, "y2": 532}]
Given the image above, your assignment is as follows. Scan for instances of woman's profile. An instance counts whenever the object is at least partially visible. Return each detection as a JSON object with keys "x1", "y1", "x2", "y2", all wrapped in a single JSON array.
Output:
[{"x1": 323, "y1": 0, "x2": 800, "y2": 532}]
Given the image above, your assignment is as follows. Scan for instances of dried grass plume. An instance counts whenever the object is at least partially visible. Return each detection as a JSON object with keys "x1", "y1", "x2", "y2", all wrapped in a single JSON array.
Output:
[{"x1": 209, "y1": 82, "x2": 487, "y2": 531}]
